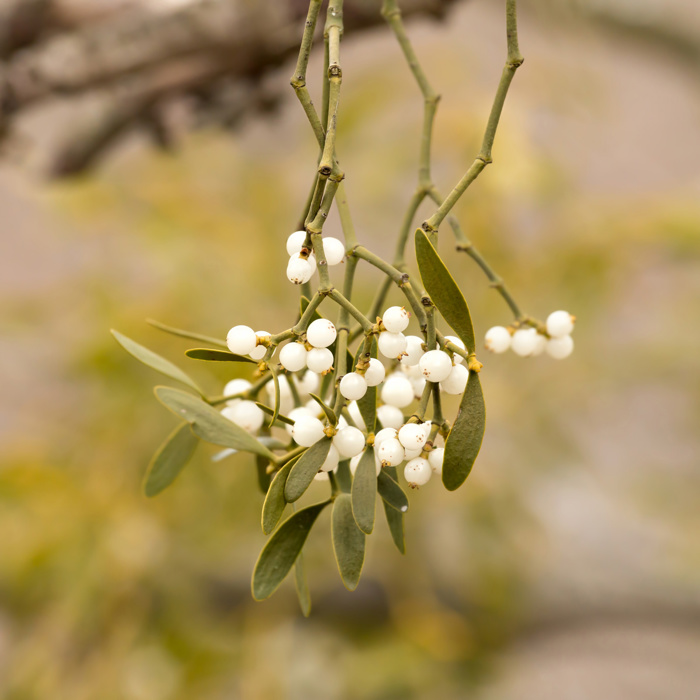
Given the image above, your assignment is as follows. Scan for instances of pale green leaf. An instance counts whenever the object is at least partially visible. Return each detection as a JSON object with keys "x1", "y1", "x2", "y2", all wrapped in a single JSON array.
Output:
[
  {"x1": 143, "y1": 422, "x2": 199, "y2": 497},
  {"x1": 354, "y1": 338, "x2": 378, "y2": 433},
  {"x1": 284, "y1": 437, "x2": 333, "y2": 503},
  {"x1": 294, "y1": 550, "x2": 312, "y2": 617},
  {"x1": 261, "y1": 455, "x2": 299, "y2": 535},
  {"x1": 252, "y1": 500, "x2": 330, "y2": 601},
  {"x1": 185, "y1": 348, "x2": 255, "y2": 363},
  {"x1": 112, "y1": 330, "x2": 202, "y2": 394},
  {"x1": 308, "y1": 393, "x2": 337, "y2": 426},
  {"x1": 154, "y1": 386, "x2": 274, "y2": 460},
  {"x1": 146, "y1": 318, "x2": 228, "y2": 348},
  {"x1": 382, "y1": 466, "x2": 406, "y2": 554},
  {"x1": 377, "y1": 469, "x2": 409, "y2": 513},
  {"x1": 332, "y1": 494, "x2": 365, "y2": 591},
  {"x1": 415, "y1": 229, "x2": 475, "y2": 353},
  {"x1": 442, "y1": 370, "x2": 486, "y2": 491},
  {"x1": 351, "y1": 448, "x2": 377, "y2": 535}
]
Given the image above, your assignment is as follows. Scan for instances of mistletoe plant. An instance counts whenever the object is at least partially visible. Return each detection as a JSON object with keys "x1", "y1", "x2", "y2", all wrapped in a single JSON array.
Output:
[{"x1": 113, "y1": 0, "x2": 575, "y2": 614}]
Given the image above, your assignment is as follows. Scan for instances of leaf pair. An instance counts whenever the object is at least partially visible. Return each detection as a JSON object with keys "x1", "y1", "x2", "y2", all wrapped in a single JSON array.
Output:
[{"x1": 415, "y1": 230, "x2": 486, "y2": 491}]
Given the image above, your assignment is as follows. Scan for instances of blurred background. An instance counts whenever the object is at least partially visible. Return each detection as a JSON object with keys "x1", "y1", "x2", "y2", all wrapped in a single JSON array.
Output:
[{"x1": 1, "y1": 0, "x2": 700, "y2": 698}]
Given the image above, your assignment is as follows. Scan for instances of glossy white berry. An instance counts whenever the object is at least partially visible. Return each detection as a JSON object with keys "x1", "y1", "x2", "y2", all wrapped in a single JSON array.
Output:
[
  {"x1": 420, "y1": 421, "x2": 432, "y2": 441},
  {"x1": 374, "y1": 427, "x2": 398, "y2": 445},
  {"x1": 306, "y1": 319, "x2": 337, "y2": 348},
  {"x1": 546, "y1": 334, "x2": 574, "y2": 359},
  {"x1": 333, "y1": 426, "x2": 365, "y2": 458},
  {"x1": 382, "y1": 306, "x2": 410, "y2": 333},
  {"x1": 279, "y1": 342, "x2": 307, "y2": 372},
  {"x1": 404, "y1": 447, "x2": 423, "y2": 460},
  {"x1": 419, "y1": 349, "x2": 453, "y2": 382},
  {"x1": 314, "y1": 471, "x2": 329, "y2": 482},
  {"x1": 306, "y1": 347, "x2": 334, "y2": 374},
  {"x1": 285, "y1": 407, "x2": 315, "y2": 434},
  {"x1": 363, "y1": 358, "x2": 386, "y2": 387},
  {"x1": 381, "y1": 375, "x2": 414, "y2": 408},
  {"x1": 298, "y1": 370, "x2": 319, "y2": 395},
  {"x1": 249, "y1": 330, "x2": 270, "y2": 360},
  {"x1": 376, "y1": 404, "x2": 404, "y2": 430},
  {"x1": 532, "y1": 332, "x2": 547, "y2": 356},
  {"x1": 440, "y1": 363, "x2": 469, "y2": 395},
  {"x1": 428, "y1": 447, "x2": 444, "y2": 475},
  {"x1": 399, "y1": 335, "x2": 424, "y2": 367},
  {"x1": 226, "y1": 325, "x2": 257, "y2": 355},
  {"x1": 347, "y1": 401, "x2": 367, "y2": 431},
  {"x1": 445, "y1": 335, "x2": 466, "y2": 364},
  {"x1": 398, "y1": 423, "x2": 427, "y2": 451},
  {"x1": 221, "y1": 400, "x2": 264, "y2": 433},
  {"x1": 546, "y1": 310, "x2": 575, "y2": 338},
  {"x1": 378, "y1": 331, "x2": 407, "y2": 360},
  {"x1": 410, "y1": 375, "x2": 426, "y2": 399},
  {"x1": 484, "y1": 326, "x2": 511, "y2": 354},
  {"x1": 286, "y1": 230, "x2": 307, "y2": 256},
  {"x1": 286, "y1": 253, "x2": 315, "y2": 285},
  {"x1": 511, "y1": 328, "x2": 538, "y2": 357},
  {"x1": 404, "y1": 457, "x2": 432, "y2": 486},
  {"x1": 337, "y1": 416, "x2": 348, "y2": 430},
  {"x1": 339, "y1": 373, "x2": 367, "y2": 401},
  {"x1": 321, "y1": 237, "x2": 345, "y2": 266},
  {"x1": 223, "y1": 378, "x2": 251, "y2": 406},
  {"x1": 320, "y1": 444, "x2": 340, "y2": 472},
  {"x1": 377, "y1": 437, "x2": 405, "y2": 467},
  {"x1": 291, "y1": 415, "x2": 326, "y2": 447}
]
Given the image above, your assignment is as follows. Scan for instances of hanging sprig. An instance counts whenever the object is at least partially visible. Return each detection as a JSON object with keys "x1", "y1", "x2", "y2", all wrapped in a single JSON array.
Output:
[{"x1": 113, "y1": 0, "x2": 577, "y2": 615}]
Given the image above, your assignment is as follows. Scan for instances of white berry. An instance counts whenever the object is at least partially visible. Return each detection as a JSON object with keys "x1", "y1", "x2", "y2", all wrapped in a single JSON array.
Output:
[
  {"x1": 333, "y1": 426, "x2": 365, "y2": 458},
  {"x1": 321, "y1": 237, "x2": 345, "y2": 266},
  {"x1": 363, "y1": 358, "x2": 386, "y2": 387},
  {"x1": 279, "y1": 342, "x2": 308, "y2": 372},
  {"x1": 298, "y1": 370, "x2": 319, "y2": 395},
  {"x1": 484, "y1": 326, "x2": 511, "y2": 354},
  {"x1": 376, "y1": 404, "x2": 404, "y2": 430},
  {"x1": 511, "y1": 328, "x2": 538, "y2": 357},
  {"x1": 377, "y1": 437, "x2": 405, "y2": 467},
  {"x1": 347, "y1": 401, "x2": 367, "y2": 431},
  {"x1": 249, "y1": 330, "x2": 270, "y2": 360},
  {"x1": 398, "y1": 423, "x2": 427, "y2": 451},
  {"x1": 374, "y1": 427, "x2": 398, "y2": 445},
  {"x1": 410, "y1": 375, "x2": 426, "y2": 399},
  {"x1": 404, "y1": 457, "x2": 432, "y2": 486},
  {"x1": 546, "y1": 334, "x2": 574, "y2": 359},
  {"x1": 226, "y1": 325, "x2": 257, "y2": 356},
  {"x1": 291, "y1": 415, "x2": 325, "y2": 447},
  {"x1": 382, "y1": 306, "x2": 410, "y2": 333},
  {"x1": 221, "y1": 400, "x2": 264, "y2": 433},
  {"x1": 223, "y1": 378, "x2": 251, "y2": 406},
  {"x1": 546, "y1": 310, "x2": 575, "y2": 338},
  {"x1": 286, "y1": 253, "x2": 315, "y2": 285},
  {"x1": 306, "y1": 347, "x2": 334, "y2": 374},
  {"x1": 440, "y1": 363, "x2": 469, "y2": 395},
  {"x1": 306, "y1": 319, "x2": 337, "y2": 348},
  {"x1": 399, "y1": 335, "x2": 425, "y2": 366},
  {"x1": 419, "y1": 349, "x2": 453, "y2": 382},
  {"x1": 320, "y1": 444, "x2": 340, "y2": 472},
  {"x1": 532, "y1": 332, "x2": 547, "y2": 356},
  {"x1": 428, "y1": 448, "x2": 444, "y2": 475},
  {"x1": 378, "y1": 331, "x2": 407, "y2": 360},
  {"x1": 339, "y1": 372, "x2": 367, "y2": 401},
  {"x1": 286, "y1": 230, "x2": 307, "y2": 256},
  {"x1": 381, "y1": 375, "x2": 414, "y2": 408},
  {"x1": 285, "y1": 407, "x2": 315, "y2": 434},
  {"x1": 314, "y1": 471, "x2": 329, "y2": 482},
  {"x1": 444, "y1": 335, "x2": 466, "y2": 364},
  {"x1": 404, "y1": 447, "x2": 423, "y2": 460}
]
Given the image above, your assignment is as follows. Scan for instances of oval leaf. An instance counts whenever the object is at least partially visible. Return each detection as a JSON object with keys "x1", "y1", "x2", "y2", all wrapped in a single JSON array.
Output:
[
  {"x1": 308, "y1": 393, "x2": 337, "y2": 426},
  {"x1": 262, "y1": 456, "x2": 300, "y2": 535},
  {"x1": 377, "y1": 469, "x2": 409, "y2": 513},
  {"x1": 415, "y1": 229, "x2": 475, "y2": 353},
  {"x1": 112, "y1": 330, "x2": 203, "y2": 394},
  {"x1": 284, "y1": 437, "x2": 333, "y2": 503},
  {"x1": 294, "y1": 550, "x2": 312, "y2": 617},
  {"x1": 154, "y1": 386, "x2": 274, "y2": 460},
  {"x1": 382, "y1": 466, "x2": 406, "y2": 553},
  {"x1": 442, "y1": 370, "x2": 486, "y2": 491},
  {"x1": 143, "y1": 422, "x2": 199, "y2": 497},
  {"x1": 351, "y1": 448, "x2": 377, "y2": 535},
  {"x1": 255, "y1": 403, "x2": 294, "y2": 426},
  {"x1": 185, "y1": 348, "x2": 255, "y2": 363},
  {"x1": 353, "y1": 338, "x2": 378, "y2": 433},
  {"x1": 252, "y1": 500, "x2": 330, "y2": 601},
  {"x1": 255, "y1": 454, "x2": 272, "y2": 495},
  {"x1": 332, "y1": 493, "x2": 366, "y2": 591},
  {"x1": 146, "y1": 318, "x2": 228, "y2": 348}
]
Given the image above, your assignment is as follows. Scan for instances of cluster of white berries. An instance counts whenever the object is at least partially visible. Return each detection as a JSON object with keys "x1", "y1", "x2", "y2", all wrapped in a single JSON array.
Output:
[
  {"x1": 285, "y1": 231, "x2": 346, "y2": 285},
  {"x1": 485, "y1": 310, "x2": 576, "y2": 359},
  {"x1": 220, "y1": 303, "x2": 471, "y2": 489}
]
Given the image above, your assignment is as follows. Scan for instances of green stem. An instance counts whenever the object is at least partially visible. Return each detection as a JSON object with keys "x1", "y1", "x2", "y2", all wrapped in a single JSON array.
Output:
[
  {"x1": 293, "y1": 291, "x2": 325, "y2": 334},
  {"x1": 328, "y1": 288, "x2": 373, "y2": 332}
]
